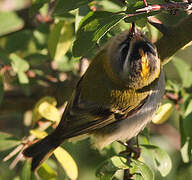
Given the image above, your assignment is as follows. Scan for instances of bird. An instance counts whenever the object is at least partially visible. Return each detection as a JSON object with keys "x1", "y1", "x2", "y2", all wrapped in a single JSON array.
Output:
[{"x1": 23, "y1": 23, "x2": 165, "y2": 171}]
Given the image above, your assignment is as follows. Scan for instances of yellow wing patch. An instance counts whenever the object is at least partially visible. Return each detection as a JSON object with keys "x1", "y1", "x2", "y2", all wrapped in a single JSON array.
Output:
[{"x1": 139, "y1": 49, "x2": 150, "y2": 79}]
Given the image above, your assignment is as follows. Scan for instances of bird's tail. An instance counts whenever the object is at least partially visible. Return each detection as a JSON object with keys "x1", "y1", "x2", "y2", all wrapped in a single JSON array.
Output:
[{"x1": 23, "y1": 133, "x2": 61, "y2": 171}]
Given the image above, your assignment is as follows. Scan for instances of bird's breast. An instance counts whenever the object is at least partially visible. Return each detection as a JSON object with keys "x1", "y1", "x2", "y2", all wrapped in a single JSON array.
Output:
[{"x1": 92, "y1": 70, "x2": 165, "y2": 149}]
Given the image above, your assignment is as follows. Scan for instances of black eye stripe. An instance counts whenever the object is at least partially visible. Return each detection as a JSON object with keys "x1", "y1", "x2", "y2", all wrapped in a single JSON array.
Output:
[{"x1": 132, "y1": 41, "x2": 156, "y2": 56}]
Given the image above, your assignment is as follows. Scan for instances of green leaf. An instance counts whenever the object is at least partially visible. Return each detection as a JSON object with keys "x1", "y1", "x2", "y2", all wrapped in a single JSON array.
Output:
[
  {"x1": 126, "y1": 0, "x2": 145, "y2": 14},
  {"x1": 97, "y1": 0, "x2": 122, "y2": 12},
  {"x1": 183, "y1": 112, "x2": 192, "y2": 138},
  {"x1": 54, "y1": 147, "x2": 78, "y2": 180},
  {"x1": 181, "y1": 139, "x2": 191, "y2": 163},
  {"x1": 56, "y1": 55, "x2": 75, "y2": 72},
  {"x1": 10, "y1": 54, "x2": 30, "y2": 73},
  {"x1": 152, "y1": 103, "x2": 173, "y2": 124},
  {"x1": 172, "y1": 56, "x2": 192, "y2": 88},
  {"x1": 5, "y1": 30, "x2": 33, "y2": 54},
  {"x1": 135, "y1": 17, "x2": 148, "y2": 28},
  {"x1": 96, "y1": 156, "x2": 129, "y2": 180},
  {"x1": 131, "y1": 159, "x2": 154, "y2": 180},
  {"x1": 21, "y1": 160, "x2": 31, "y2": 180},
  {"x1": 181, "y1": 113, "x2": 192, "y2": 162},
  {"x1": 165, "y1": 80, "x2": 181, "y2": 93},
  {"x1": 75, "y1": 5, "x2": 90, "y2": 32},
  {"x1": 48, "y1": 21, "x2": 73, "y2": 60},
  {"x1": 141, "y1": 145, "x2": 172, "y2": 177},
  {"x1": 0, "y1": 11, "x2": 24, "y2": 36},
  {"x1": 124, "y1": 0, "x2": 159, "y2": 23},
  {"x1": 0, "y1": 132, "x2": 20, "y2": 151},
  {"x1": 184, "y1": 99, "x2": 192, "y2": 117},
  {"x1": 25, "y1": 53, "x2": 48, "y2": 66},
  {"x1": 179, "y1": 115, "x2": 191, "y2": 163},
  {"x1": 53, "y1": 0, "x2": 93, "y2": 15},
  {"x1": 18, "y1": 72, "x2": 29, "y2": 84},
  {"x1": 0, "y1": 75, "x2": 4, "y2": 105},
  {"x1": 0, "y1": 49, "x2": 11, "y2": 64},
  {"x1": 29, "y1": 0, "x2": 50, "y2": 17},
  {"x1": 38, "y1": 163, "x2": 57, "y2": 180},
  {"x1": 72, "y1": 11, "x2": 126, "y2": 57}
]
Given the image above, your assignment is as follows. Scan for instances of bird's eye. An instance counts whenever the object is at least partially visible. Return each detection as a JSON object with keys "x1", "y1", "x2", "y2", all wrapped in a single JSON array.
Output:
[
  {"x1": 145, "y1": 42, "x2": 156, "y2": 56},
  {"x1": 134, "y1": 41, "x2": 156, "y2": 56}
]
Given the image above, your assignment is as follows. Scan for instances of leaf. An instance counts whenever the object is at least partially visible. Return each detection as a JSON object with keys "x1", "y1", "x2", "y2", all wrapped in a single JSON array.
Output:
[
  {"x1": 54, "y1": 147, "x2": 78, "y2": 180},
  {"x1": 172, "y1": 56, "x2": 192, "y2": 88},
  {"x1": 131, "y1": 159, "x2": 154, "y2": 180},
  {"x1": 0, "y1": 132, "x2": 20, "y2": 151},
  {"x1": 53, "y1": 0, "x2": 93, "y2": 15},
  {"x1": 141, "y1": 145, "x2": 172, "y2": 177},
  {"x1": 30, "y1": 129, "x2": 48, "y2": 139},
  {"x1": 10, "y1": 54, "x2": 30, "y2": 73},
  {"x1": 165, "y1": 80, "x2": 181, "y2": 93},
  {"x1": 72, "y1": 11, "x2": 126, "y2": 57},
  {"x1": 152, "y1": 103, "x2": 173, "y2": 124},
  {"x1": 0, "y1": 11, "x2": 24, "y2": 36},
  {"x1": 75, "y1": 5, "x2": 90, "y2": 32},
  {"x1": 9, "y1": 54, "x2": 30, "y2": 85},
  {"x1": 135, "y1": 17, "x2": 148, "y2": 28},
  {"x1": 180, "y1": 139, "x2": 191, "y2": 163},
  {"x1": 32, "y1": 96, "x2": 57, "y2": 124},
  {"x1": 126, "y1": 0, "x2": 145, "y2": 13},
  {"x1": 180, "y1": 113, "x2": 192, "y2": 162},
  {"x1": 0, "y1": 49, "x2": 11, "y2": 64},
  {"x1": 97, "y1": 0, "x2": 122, "y2": 12},
  {"x1": 0, "y1": 75, "x2": 4, "y2": 105},
  {"x1": 179, "y1": 115, "x2": 192, "y2": 163},
  {"x1": 21, "y1": 160, "x2": 31, "y2": 180},
  {"x1": 5, "y1": 30, "x2": 33, "y2": 54},
  {"x1": 38, "y1": 101, "x2": 61, "y2": 122},
  {"x1": 18, "y1": 72, "x2": 29, "y2": 84},
  {"x1": 183, "y1": 112, "x2": 192, "y2": 138},
  {"x1": 56, "y1": 55, "x2": 75, "y2": 72},
  {"x1": 96, "y1": 156, "x2": 129, "y2": 180},
  {"x1": 184, "y1": 99, "x2": 192, "y2": 117},
  {"x1": 124, "y1": 0, "x2": 159, "y2": 23},
  {"x1": 38, "y1": 163, "x2": 57, "y2": 180},
  {"x1": 48, "y1": 21, "x2": 73, "y2": 60},
  {"x1": 29, "y1": 0, "x2": 50, "y2": 17}
]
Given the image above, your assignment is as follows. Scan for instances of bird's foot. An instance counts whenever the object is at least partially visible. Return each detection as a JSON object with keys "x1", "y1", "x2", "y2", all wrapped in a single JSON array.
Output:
[{"x1": 118, "y1": 138, "x2": 141, "y2": 159}]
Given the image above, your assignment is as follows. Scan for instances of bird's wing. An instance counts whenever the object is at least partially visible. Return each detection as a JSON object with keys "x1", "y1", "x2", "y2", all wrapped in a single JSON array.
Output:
[{"x1": 55, "y1": 76, "x2": 149, "y2": 139}]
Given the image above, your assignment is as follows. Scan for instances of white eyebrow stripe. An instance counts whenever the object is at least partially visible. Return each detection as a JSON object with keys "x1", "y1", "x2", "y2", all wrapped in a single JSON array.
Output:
[{"x1": 122, "y1": 42, "x2": 133, "y2": 76}]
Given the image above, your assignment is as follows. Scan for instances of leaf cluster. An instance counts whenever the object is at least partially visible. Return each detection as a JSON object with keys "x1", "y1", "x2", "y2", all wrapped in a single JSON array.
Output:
[{"x1": 0, "y1": 0, "x2": 192, "y2": 180}]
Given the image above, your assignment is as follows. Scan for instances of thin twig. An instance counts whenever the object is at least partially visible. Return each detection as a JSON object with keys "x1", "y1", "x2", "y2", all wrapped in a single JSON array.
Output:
[
  {"x1": 3, "y1": 144, "x2": 24, "y2": 162},
  {"x1": 136, "y1": 1, "x2": 192, "y2": 13}
]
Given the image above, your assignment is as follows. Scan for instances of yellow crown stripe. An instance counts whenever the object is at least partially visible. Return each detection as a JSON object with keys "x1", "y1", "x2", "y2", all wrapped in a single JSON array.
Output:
[{"x1": 139, "y1": 49, "x2": 150, "y2": 79}]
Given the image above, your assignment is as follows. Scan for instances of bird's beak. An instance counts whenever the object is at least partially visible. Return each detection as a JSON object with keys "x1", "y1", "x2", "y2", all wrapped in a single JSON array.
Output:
[
  {"x1": 128, "y1": 22, "x2": 143, "y2": 46},
  {"x1": 129, "y1": 22, "x2": 136, "y2": 36}
]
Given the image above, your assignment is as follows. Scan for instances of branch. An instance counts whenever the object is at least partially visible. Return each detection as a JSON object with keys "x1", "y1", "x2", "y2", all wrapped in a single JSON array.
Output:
[
  {"x1": 1, "y1": 79, "x2": 78, "y2": 114},
  {"x1": 124, "y1": 1, "x2": 192, "y2": 18},
  {"x1": 155, "y1": 14, "x2": 192, "y2": 64},
  {"x1": 136, "y1": 1, "x2": 192, "y2": 13}
]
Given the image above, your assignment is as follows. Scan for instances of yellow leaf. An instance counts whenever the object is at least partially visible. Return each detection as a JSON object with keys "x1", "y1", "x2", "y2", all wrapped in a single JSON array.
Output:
[
  {"x1": 54, "y1": 147, "x2": 78, "y2": 180},
  {"x1": 30, "y1": 129, "x2": 48, "y2": 139},
  {"x1": 32, "y1": 96, "x2": 57, "y2": 124},
  {"x1": 152, "y1": 103, "x2": 173, "y2": 124},
  {"x1": 38, "y1": 102, "x2": 61, "y2": 122},
  {"x1": 48, "y1": 21, "x2": 73, "y2": 60}
]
